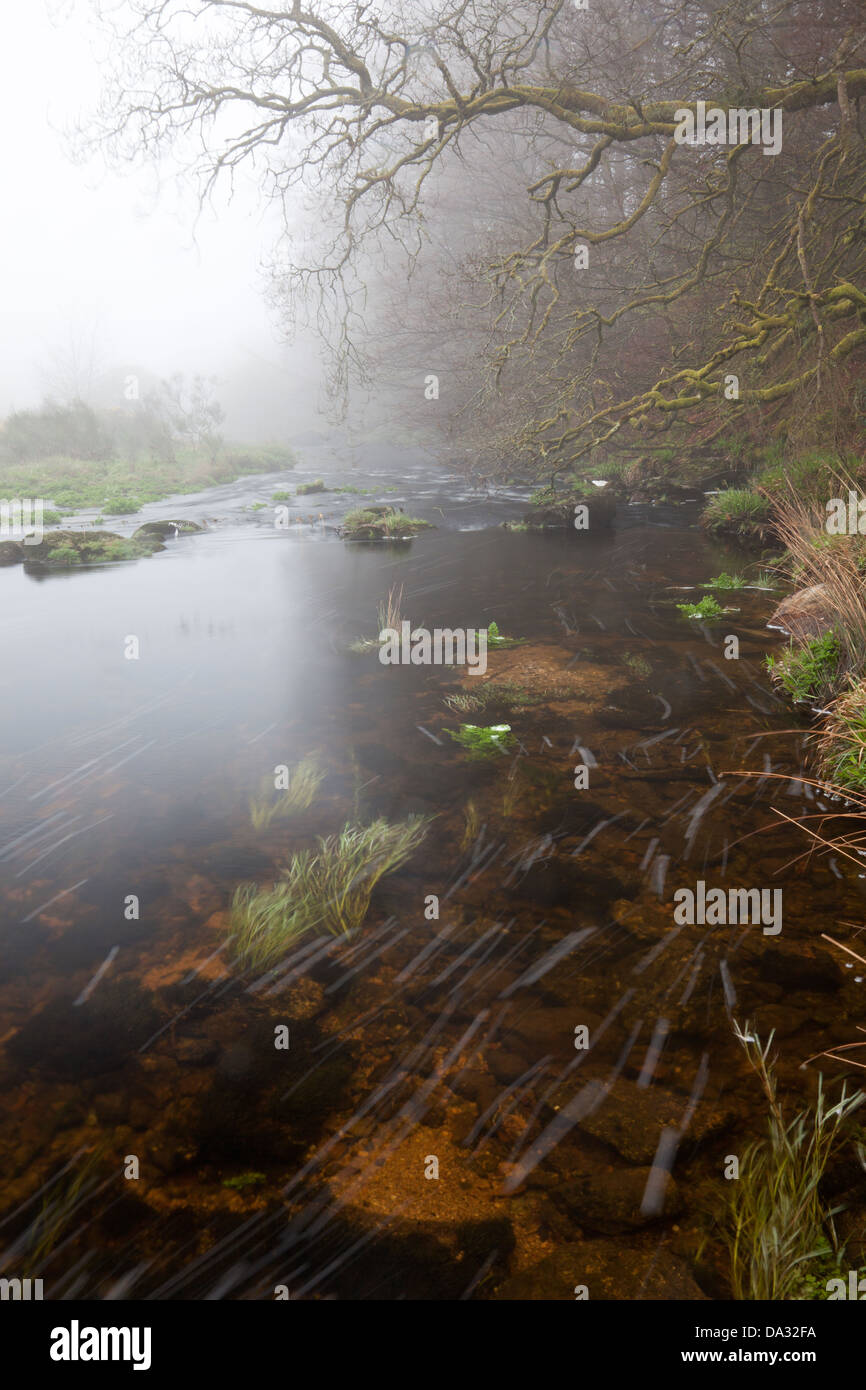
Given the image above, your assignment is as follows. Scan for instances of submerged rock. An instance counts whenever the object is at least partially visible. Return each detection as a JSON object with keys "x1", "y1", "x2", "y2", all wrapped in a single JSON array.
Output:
[
  {"x1": 491, "y1": 1239, "x2": 706, "y2": 1299},
  {"x1": 555, "y1": 1165, "x2": 683, "y2": 1233}
]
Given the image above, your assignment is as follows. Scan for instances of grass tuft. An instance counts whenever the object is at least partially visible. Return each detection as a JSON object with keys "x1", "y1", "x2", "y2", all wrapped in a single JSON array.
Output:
[
  {"x1": 248, "y1": 757, "x2": 325, "y2": 830},
  {"x1": 722, "y1": 1022, "x2": 864, "y2": 1300},
  {"x1": 230, "y1": 815, "x2": 430, "y2": 967}
]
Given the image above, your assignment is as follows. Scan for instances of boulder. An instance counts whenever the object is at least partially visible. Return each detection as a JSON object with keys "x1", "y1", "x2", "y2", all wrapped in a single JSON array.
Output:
[
  {"x1": 524, "y1": 491, "x2": 616, "y2": 529},
  {"x1": 768, "y1": 583, "x2": 835, "y2": 641},
  {"x1": 132, "y1": 519, "x2": 203, "y2": 539},
  {"x1": 0, "y1": 541, "x2": 23, "y2": 566}
]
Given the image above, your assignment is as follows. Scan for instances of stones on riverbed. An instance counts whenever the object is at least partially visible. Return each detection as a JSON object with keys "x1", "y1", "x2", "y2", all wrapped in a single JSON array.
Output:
[
  {"x1": 0, "y1": 540, "x2": 24, "y2": 565},
  {"x1": 4, "y1": 979, "x2": 162, "y2": 1079},
  {"x1": 576, "y1": 1078, "x2": 737, "y2": 1165},
  {"x1": 491, "y1": 1238, "x2": 706, "y2": 1299},
  {"x1": 554, "y1": 1164, "x2": 683, "y2": 1233}
]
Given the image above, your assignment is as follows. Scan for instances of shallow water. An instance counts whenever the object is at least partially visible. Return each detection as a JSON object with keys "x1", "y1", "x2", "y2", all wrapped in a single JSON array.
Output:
[{"x1": 1, "y1": 468, "x2": 864, "y2": 1300}]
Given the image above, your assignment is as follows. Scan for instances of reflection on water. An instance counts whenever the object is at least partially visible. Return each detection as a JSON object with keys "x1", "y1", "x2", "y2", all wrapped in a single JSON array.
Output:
[{"x1": 1, "y1": 507, "x2": 863, "y2": 1299}]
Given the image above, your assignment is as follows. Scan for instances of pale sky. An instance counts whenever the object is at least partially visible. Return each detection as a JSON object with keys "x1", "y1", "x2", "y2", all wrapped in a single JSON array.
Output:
[{"x1": 0, "y1": 1, "x2": 307, "y2": 418}]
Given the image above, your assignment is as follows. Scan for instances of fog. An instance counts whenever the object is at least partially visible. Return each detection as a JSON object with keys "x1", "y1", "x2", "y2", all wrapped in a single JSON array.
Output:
[{"x1": 1, "y1": 1, "x2": 325, "y2": 440}]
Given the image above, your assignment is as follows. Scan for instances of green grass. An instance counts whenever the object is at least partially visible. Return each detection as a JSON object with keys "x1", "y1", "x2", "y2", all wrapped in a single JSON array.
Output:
[
  {"x1": 103, "y1": 495, "x2": 142, "y2": 515},
  {"x1": 446, "y1": 723, "x2": 515, "y2": 758},
  {"x1": 248, "y1": 757, "x2": 325, "y2": 830},
  {"x1": 701, "y1": 488, "x2": 772, "y2": 540},
  {"x1": 271, "y1": 490, "x2": 292, "y2": 501},
  {"x1": 296, "y1": 479, "x2": 326, "y2": 495},
  {"x1": 765, "y1": 631, "x2": 842, "y2": 703},
  {"x1": 32, "y1": 530, "x2": 161, "y2": 567},
  {"x1": 485, "y1": 620, "x2": 524, "y2": 648},
  {"x1": 340, "y1": 506, "x2": 432, "y2": 540},
  {"x1": 221, "y1": 1172, "x2": 266, "y2": 1191},
  {"x1": 677, "y1": 596, "x2": 726, "y2": 620},
  {"x1": 0, "y1": 444, "x2": 296, "y2": 513},
  {"x1": 702, "y1": 572, "x2": 747, "y2": 590},
  {"x1": 229, "y1": 815, "x2": 431, "y2": 967},
  {"x1": 722, "y1": 1022, "x2": 864, "y2": 1301},
  {"x1": 814, "y1": 682, "x2": 866, "y2": 789}
]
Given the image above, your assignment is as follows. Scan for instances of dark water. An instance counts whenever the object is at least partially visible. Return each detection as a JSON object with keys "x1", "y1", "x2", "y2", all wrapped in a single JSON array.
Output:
[{"x1": 1, "y1": 471, "x2": 864, "y2": 1300}]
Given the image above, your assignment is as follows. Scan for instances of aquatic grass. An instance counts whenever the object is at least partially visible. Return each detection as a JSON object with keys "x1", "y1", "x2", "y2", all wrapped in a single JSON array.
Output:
[
  {"x1": 230, "y1": 815, "x2": 430, "y2": 967},
  {"x1": 723, "y1": 1022, "x2": 865, "y2": 1300},
  {"x1": 485, "y1": 620, "x2": 523, "y2": 648},
  {"x1": 444, "y1": 679, "x2": 544, "y2": 714},
  {"x1": 676, "y1": 596, "x2": 725, "y2": 620},
  {"x1": 447, "y1": 723, "x2": 515, "y2": 758},
  {"x1": 348, "y1": 584, "x2": 406, "y2": 652},
  {"x1": 701, "y1": 488, "x2": 771, "y2": 540},
  {"x1": 622, "y1": 651, "x2": 652, "y2": 678},
  {"x1": 702, "y1": 571, "x2": 747, "y2": 590},
  {"x1": 296, "y1": 478, "x2": 326, "y2": 495},
  {"x1": 248, "y1": 757, "x2": 325, "y2": 830}
]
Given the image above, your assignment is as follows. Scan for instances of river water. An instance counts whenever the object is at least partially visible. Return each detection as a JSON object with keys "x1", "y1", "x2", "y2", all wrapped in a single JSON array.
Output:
[{"x1": 1, "y1": 455, "x2": 863, "y2": 1299}]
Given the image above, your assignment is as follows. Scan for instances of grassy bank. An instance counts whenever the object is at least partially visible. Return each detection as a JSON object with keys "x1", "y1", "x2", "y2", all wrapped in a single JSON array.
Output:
[{"x1": 0, "y1": 443, "x2": 297, "y2": 517}]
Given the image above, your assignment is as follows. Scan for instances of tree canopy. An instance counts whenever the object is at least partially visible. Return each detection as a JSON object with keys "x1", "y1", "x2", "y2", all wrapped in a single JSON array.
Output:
[{"x1": 91, "y1": 0, "x2": 866, "y2": 477}]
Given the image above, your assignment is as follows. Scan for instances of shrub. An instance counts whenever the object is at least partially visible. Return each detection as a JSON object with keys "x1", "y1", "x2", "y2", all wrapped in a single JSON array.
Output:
[{"x1": 765, "y1": 631, "x2": 843, "y2": 704}]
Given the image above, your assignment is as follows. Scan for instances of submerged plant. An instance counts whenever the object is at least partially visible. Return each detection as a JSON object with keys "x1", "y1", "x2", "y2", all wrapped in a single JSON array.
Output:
[
  {"x1": 230, "y1": 815, "x2": 430, "y2": 967},
  {"x1": 248, "y1": 757, "x2": 325, "y2": 829},
  {"x1": 722, "y1": 1023, "x2": 864, "y2": 1300},
  {"x1": 444, "y1": 679, "x2": 542, "y2": 714},
  {"x1": 622, "y1": 651, "x2": 652, "y2": 678},
  {"x1": 447, "y1": 723, "x2": 515, "y2": 757},
  {"x1": 676, "y1": 595, "x2": 726, "y2": 620},
  {"x1": 222, "y1": 1171, "x2": 266, "y2": 1191}
]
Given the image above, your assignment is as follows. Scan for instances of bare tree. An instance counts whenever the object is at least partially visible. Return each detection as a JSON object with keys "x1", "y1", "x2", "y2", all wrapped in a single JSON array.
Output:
[{"x1": 88, "y1": 0, "x2": 866, "y2": 479}]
